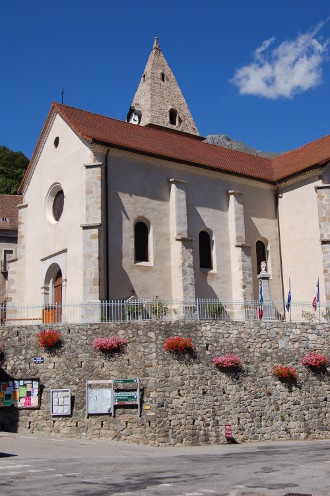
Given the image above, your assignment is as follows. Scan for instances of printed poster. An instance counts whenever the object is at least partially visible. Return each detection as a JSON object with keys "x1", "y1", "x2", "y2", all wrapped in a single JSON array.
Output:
[{"x1": 0, "y1": 379, "x2": 40, "y2": 409}]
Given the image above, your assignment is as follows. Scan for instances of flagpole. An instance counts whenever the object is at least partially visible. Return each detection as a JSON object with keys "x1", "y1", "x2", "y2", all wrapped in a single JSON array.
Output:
[
  {"x1": 290, "y1": 278, "x2": 292, "y2": 322},
  {"x1": 318, "y1": 277, "x2": 321, "y2": 322}
]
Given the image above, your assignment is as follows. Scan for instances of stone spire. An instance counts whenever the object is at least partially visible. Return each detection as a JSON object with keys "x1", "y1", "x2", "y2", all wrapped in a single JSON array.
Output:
[{"x1": 129, "y1": 37, "x2": 199, "y2": 136}]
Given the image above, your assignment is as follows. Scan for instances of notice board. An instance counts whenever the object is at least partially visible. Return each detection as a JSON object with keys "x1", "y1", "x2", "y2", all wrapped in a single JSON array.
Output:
[
  {"x1": 86, "y1": 380, "x2": 112, "y2": 415},
  {"x1": 0, "y1": 379, "x2": 40, "y2": 409}
]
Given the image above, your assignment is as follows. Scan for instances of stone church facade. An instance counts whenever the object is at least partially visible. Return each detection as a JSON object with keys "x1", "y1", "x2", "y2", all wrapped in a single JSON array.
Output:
[{"x1": 8, "y1": 38, "x2": 330, "y2": 313}]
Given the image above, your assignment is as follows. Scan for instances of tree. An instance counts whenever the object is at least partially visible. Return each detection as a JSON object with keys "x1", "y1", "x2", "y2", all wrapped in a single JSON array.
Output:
[{"x1": 0, "y1": 146, "x2": 29, "y2": 194}]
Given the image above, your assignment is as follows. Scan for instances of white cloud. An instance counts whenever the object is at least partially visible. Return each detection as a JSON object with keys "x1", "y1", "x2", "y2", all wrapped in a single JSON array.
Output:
[{"x1": 232, "y1": 20, "x2": 329, "y2": 99}]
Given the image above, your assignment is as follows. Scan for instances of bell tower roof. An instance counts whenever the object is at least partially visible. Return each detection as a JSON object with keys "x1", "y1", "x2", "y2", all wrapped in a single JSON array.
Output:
[{"x1": 129, "y1": 38, "x2": 199, "y2": 136}]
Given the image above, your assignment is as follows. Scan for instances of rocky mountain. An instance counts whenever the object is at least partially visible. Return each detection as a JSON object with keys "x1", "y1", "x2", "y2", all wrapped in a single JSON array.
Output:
[{"x1": 204, "y1": 134, "x2": 280, "y2": 159}]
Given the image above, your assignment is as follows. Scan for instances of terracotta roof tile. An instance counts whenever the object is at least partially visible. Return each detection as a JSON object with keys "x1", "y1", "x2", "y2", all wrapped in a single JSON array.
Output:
[
  {"x1": 53, "y1": 103, "x2": 274, "y2": 182},
  {"x1": 0, "y1": 195, "x2": 22, "y2": 232},
  {"x1": 272, "y1": 135, "x2": 330, "y2": 181},
  {"x1": 20, "y1": 103, "x2": 330, "y2": 192}
]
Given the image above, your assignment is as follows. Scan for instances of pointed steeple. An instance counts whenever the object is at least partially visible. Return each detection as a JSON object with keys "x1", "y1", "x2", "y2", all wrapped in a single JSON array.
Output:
[{"x1": 129, "y1": 38, "x2": 199, "y2": 136}]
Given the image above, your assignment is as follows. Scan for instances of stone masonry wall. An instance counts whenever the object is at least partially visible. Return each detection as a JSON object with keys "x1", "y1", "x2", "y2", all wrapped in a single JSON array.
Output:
[
  {"x1": 0, "y1": 321, "x2": 329, "y2": 446},
  {"x1": 316, "y1": 185, "x2": 330, "y2": 303}
]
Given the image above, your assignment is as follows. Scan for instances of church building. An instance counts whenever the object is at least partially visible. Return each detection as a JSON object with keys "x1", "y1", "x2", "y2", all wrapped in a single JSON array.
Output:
[{"x1": 8, "y1": 38, "x2": 330, "y2": 316}]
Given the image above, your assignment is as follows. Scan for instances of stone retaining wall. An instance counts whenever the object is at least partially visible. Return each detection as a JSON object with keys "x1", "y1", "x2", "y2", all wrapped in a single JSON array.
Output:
[{"x1": 0, "y1": 320, "x2": 329, "y2": 446}]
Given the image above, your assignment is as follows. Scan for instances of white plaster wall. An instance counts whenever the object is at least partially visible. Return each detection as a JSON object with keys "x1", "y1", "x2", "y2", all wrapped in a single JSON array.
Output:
[
  {"x1": 279, "y1": 175, "x2": 325, "y2": 302},
  {"x1": 14, "y1": 114, "x2": 92, "y2": 305},
  {"x1": 107, "y1": 150, "x2": 282, "y2": 301}
]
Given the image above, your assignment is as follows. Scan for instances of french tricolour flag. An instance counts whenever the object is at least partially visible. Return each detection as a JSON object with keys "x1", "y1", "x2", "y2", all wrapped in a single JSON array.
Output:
[{"x1": 312, "y1": 278, "x2": 319, "y2": 311}]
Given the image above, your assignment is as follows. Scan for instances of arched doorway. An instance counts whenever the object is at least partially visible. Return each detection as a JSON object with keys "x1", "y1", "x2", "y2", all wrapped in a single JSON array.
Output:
[
  {"x1": 43, "y1": 265, "x2": 63, "y2": 323},
  {"x1": 256, "y1": 240, "x2": 267, "y2": 275},
  {"x1": 53, "y1": 269, "x2": 62, "y2": 323}
]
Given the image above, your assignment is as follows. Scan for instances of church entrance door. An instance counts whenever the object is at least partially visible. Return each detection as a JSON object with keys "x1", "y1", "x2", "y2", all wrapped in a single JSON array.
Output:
[{"x1": 54, "y1": 269, "x2": 62, "y2": 322}]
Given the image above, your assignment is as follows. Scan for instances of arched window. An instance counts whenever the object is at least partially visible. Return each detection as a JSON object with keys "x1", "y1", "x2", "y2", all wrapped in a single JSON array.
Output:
[
  {"x1": 135, "y1": 222, "x2": 149, "y2": 262},
  {"x1": 161, "y1": 72, "x2": 165, "y2": 82},
  {"x1": 199, "y1": 231, "x2": 212, "y2": 269},
  {"x1": 256, "y1": 240, "x2": 267, "y2": 274},
  {"x1": 169, "y1": 108, "x2": 177, "y2": 125}
]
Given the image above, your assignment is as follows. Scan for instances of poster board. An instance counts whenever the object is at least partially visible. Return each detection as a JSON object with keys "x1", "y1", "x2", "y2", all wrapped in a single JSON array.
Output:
[
  {"x1": 0, "y1": 379, "x2": 40, "y2": 409},
  {"x1": 86, "y1": 380, "x2": 112, "y2": 415},
  {"x1": 50, "y1": 389, "x2": 71, "y2": 416}
]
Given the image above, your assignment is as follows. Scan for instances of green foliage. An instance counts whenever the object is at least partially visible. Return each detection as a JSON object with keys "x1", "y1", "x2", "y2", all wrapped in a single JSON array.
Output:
[
  {"x1": 204, "y1": 303, "x2": 224, "y2": 319},
  {"x1": 124, "y1": 302, "x2": 142, "y2": 320},
  {"x1": 0, "y1": 146, "x2": 29, "y2": 194},
  {"x1": 149, "y1": 299, "x2": 168, "y2": 318}
]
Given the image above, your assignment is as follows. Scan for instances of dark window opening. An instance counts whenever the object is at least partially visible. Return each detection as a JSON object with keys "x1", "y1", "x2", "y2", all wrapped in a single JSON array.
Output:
[
  {"x1": 135, "y1": 222, "x2": 149, "y2": 262},
  {"x1": 54, "y1": 136, "x2": 59, "y2": 148},
  {"x1": 169, "y1": 109, "x2": 177, "y2": 125},
  {"x1": 256, "y1": 240, "x2": 267, "y2": 274},
  {"x1": 161, "y1": 72, "x2": 165, "y2": 82},
  {"x1": 143, "y1": 74, "x2": 145, "y2": 82},
  {"x1": 199, "y1": 231, "x2": 212, "y2": 269},
  {"x1": 53, "y1": 190, "x2": 64, "y2": 221}
]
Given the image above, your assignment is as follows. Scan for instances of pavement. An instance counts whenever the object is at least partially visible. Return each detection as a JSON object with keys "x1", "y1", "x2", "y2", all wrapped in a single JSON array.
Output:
[{"x1": 0, "y1": 432, "x2": 329, "y2": 495}]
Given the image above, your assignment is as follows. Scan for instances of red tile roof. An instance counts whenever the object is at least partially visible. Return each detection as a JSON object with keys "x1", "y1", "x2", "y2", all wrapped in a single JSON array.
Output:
[
  {"x1": 53, "y1": 103, "x2": 273, "y2": 181},
  {"x1": 272, "y1": 134, "x2": 330, "y2": 181},
  {"x1": 0, "y1": 195, "x2": 22, "y2": 232},
  {"x1": 20, "y1": 103, "x2": 330, "y2": 192}
]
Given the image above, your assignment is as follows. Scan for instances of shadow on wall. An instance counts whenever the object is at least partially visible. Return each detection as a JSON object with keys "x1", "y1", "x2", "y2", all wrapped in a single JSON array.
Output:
[{"x1": 0, "y1": 367, "x2": 19, "y2": 433}]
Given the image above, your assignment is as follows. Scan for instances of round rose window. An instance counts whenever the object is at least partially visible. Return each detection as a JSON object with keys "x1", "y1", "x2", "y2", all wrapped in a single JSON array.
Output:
[{"x1": 52, "y1": 190, "x2": 64, "y2": 221}]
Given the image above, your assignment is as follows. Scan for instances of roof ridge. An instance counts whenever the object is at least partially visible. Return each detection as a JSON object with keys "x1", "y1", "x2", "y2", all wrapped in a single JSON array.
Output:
[
  {"x1": 272, "y1": 133, "x2": 330, "y2": 161},
  {"x1": 53, "y1": 102, "x2": 124, "y2": 125}
]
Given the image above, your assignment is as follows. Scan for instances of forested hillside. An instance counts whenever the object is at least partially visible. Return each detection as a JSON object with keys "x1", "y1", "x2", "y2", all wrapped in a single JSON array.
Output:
[{"x1": 0, "y1": 146, "x2": 29, "y2": 194}]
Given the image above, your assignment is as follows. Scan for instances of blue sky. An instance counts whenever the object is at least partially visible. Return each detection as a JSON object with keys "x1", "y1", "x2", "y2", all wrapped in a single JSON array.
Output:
[{"x1": 1, "y1": 0, "x2": 329, "y2": 159}]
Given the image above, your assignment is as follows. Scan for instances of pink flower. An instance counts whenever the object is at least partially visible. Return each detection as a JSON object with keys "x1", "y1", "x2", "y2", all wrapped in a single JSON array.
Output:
[
  {"x1": 302, "y1": 352, "x2": 328, "y2": 369},
  {"x1": 93, "y1": 336, "x2": 127, "y2": 352},
  {"x1": 213, "y1": 354, "x2": 242, "y2": 369}
]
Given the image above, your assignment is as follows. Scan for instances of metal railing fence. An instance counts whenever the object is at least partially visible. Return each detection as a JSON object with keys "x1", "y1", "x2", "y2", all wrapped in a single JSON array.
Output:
[{"x1": 0, "y1": 299, "x2": 329, "y2": 326}]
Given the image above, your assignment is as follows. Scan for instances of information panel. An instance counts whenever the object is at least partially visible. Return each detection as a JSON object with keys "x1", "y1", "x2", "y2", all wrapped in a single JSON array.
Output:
[
  {"x1": 50, "y1": 389, "x2": 71, "y2": 416},
  {"x1": 0, "y1": 379, "x2": 40, "y2": 409},
  {"x1": 112, "y1": 378, "x2": 140, "y2": 417},
  {"x1": 86, "y1": 380, "x2": 112, "y2": 415}
]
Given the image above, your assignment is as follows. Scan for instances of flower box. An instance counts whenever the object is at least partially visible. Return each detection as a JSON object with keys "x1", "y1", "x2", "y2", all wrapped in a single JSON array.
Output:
[
  {"x1": 302, "y1": 352, "x2": 328, "y2": 369},
  {"x1": 93, "y1": 336, "x2": 127, "y2": 352},
  {"x1": 212, "y1": 354, "x2": 242, "y2": 370},
  {"x1": 37, "y1": 329, "x2": 61, "y2": 349},
  {"x1": 272, "y1": 364, "x2": 297, "y2": 382},
  {"x1": 164, "y1": 336, "x2": 194, "y2": 353}
]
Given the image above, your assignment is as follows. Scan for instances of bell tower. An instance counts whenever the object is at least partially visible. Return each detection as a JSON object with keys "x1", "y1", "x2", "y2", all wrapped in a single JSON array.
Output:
[{"x1": 128, "y1": 37, "x2": 199, "y2": 136}]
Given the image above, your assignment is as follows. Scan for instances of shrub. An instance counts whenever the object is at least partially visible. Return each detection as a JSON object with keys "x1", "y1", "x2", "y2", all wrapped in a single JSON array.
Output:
[
  {"x1": 322, "y1": 307, "x2": 330, "y2": 321},
  {"x1": 302, "y1": 352, "x2": 328, "y2": 369},
  {"x1": 204, "y1": 303, "x2": 224, "y2": 319},
  {"x1": 272, "y1": 364, "x2": 297, "y2": 382},
  {"x1": 149, "y1": 298, "x2": 168, "y2": 318},
  {"x1": 212, "y1": 354, "x2": 242, "y2": 369},
  {"x1": 164, "y1": 336, "x2": 194, "y2": 353},
  {"x1": 124, "y1": 303, "x2": 142, "y2": 320},
  {"x1": 93, "y1": 336, "x2": 127, "y2": 352},
  {"x1": 37, "y1": 329, "x2": 61, "y2": 348}
]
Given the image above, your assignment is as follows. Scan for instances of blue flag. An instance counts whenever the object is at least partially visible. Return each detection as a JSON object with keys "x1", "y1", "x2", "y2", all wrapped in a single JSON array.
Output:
[
  {"x1": 286, "y1": 278, "x2": 291, "y2": 312},
  {"x1": 258, "y1": 281, "x2": 263, "y2": 319},
  {"x1": 259, "y1": 280, "x2": 263, "y2": 304}
]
